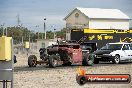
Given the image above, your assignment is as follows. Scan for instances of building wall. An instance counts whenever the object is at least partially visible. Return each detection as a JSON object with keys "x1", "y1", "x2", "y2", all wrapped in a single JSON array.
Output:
[
  {"x1": 37, "y1": 40, "x2": 56, "y2": 51},
  {"x1": 65, "y1": 10, "x2": 129, "y2": 30},
  {"x1": 66, "y1": 33, "x2": 71, "y2": 40},
  {"x1": 89, "y1": 19, "x2": 129, "y2": 30},
  {"x1": 65, "y1": 9, "x2": 89, "y2": 28}
]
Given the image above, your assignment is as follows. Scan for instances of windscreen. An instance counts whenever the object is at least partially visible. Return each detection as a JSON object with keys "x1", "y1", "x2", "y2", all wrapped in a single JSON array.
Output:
[
  {"x1": 129, "y1": 44, "x2": 132, "y2": 50},
  {"x1": 101, "y1": 44, "x2": 123, "y2": 50}
]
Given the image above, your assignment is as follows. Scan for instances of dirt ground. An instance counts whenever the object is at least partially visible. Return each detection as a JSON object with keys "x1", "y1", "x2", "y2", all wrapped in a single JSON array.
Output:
[{"x1": 1, "y1": 54, "x2": 132, "y2": 88}]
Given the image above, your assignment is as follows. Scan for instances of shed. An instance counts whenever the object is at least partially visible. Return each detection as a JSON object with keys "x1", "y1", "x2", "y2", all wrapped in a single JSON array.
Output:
[{"x1": 64, "y1": 7, "x2": 130, "y2": 30}]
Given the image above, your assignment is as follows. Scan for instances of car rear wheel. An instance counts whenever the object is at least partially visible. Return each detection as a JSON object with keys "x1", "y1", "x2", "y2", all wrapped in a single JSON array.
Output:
[
  {"x1": 62, "y1": 55, "x2": 72, "y2": 66},
  {"x1": 49, "y1": 55, "x2": 58, "y2": 68},
  {"x1": 82, "y1": 54, "x2": 93, "y2": 66},
  {"x1": 113, "y1": 55, "x2": 120, "y2": 64}
]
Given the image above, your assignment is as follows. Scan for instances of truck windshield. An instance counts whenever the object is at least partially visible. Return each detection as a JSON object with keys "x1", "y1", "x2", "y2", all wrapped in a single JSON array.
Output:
[{"x1": 101, "y1": 44, "x2": 123, "y2": 50}]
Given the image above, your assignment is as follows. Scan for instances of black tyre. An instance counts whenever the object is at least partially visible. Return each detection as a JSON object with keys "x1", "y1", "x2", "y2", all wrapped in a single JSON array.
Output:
[
  {"x1": 28, "y1": 55, "x2": 37, "y2": 67},
  {"x1": 82, "y1": 54, "x2": 93, "y2": 66},
  {"x1": 76, "y1": 75, "x2": 87, "y2": 85},
  {"x1": 93, "y1": 58, "x2": 99, "y2": 64},
  {"x1": 49, "y1": 55, "x2": 58, "y2": 68},
  {"x1": 62, "y1": 55, "x2": 72, "y2": 66},
  {"x1": 112, "y1": 55, "x2": 120, "y2": 64}
]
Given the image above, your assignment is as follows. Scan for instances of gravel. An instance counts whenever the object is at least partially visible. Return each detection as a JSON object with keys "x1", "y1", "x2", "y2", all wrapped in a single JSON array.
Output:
[{"x1": 1, "y1": 54, "x2": 132, "y2": 88}]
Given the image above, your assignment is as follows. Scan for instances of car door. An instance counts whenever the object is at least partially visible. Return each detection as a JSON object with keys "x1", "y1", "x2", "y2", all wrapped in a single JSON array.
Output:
[
  {"x1": 122, "y1": 44, "x2": 131, "y2": 60},
  {"x1": 128, "y1": 44, "x2": 132, "y2": 60}
]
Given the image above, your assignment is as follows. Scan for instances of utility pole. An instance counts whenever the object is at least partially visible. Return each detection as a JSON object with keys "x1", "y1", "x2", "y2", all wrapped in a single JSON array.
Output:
[
  {"x1": 29, "y1": 34, "x2": 30, "y2": 43},
  {"x1": 5, "y1": 27, "x2": 7, "y2": 36},
  {"x1": 2, "y1": 25, "x2": 4, "y2": 36},
  {"x1": 5, "y1": 24, "x2": 7, "y2": 36},
  {"x1": 16, "y1": 14, "x2": 21, "y2": 27},
  {"x1": 42, "y1": 33, "x2": 43, "y2": 39},
  {"x1": 1, "y1": 23, "x2": 5, "y2": 36},
  {"x1": 35, "y1": 25, "x2": 39, "y2": 39},
  {"x1": 44, "y1": 18, "x2": 46, "y2": 39},
  {"x1": 22, "y1": 36, "x2": 23, "y2": 44},
  {"x1": 38, "y1": 32, "x2": 39, "y2": 39},
  {"x1": 3, "y1": 27, "x2": 4, "y2": 36},
  {"x1": 54, "y1": 29, "x2": 56, "y2": 39},
  {"x1": 22, "y1": 36, "x2": 24, "y2": 53}
]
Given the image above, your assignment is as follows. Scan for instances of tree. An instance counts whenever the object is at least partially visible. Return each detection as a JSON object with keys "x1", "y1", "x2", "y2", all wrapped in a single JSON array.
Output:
[
  {"x1": 56, "y1": 28, "x2": 66, "y2": 39},
  {"x1": 0, "y1": 26, "x2": 67, "y2": 44},
  {"x1": 46, "y1": 31, "x2": 54, "y2": 39}
]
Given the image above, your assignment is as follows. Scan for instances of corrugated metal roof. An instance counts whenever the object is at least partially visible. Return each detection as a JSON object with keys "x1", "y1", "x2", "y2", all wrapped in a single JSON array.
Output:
[{"x1": 65, "y1": 7, "x2": 130, "y2": 20}]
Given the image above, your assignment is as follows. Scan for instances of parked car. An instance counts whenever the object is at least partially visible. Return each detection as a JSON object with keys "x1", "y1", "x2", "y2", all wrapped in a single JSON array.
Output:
[{"x1": 93, "y1": 42, "x2": 132, "y2": 64}]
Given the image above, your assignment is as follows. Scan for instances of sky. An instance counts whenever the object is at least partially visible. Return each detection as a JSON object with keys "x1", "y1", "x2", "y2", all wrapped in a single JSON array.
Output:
[{"x1": 0, "y1": 0, "x2": 132, "y2": 32}]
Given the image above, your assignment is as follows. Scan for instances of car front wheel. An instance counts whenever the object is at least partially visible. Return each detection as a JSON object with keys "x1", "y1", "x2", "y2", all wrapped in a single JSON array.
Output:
[
  {"x1": 28, "y1": 55, "x2": 37, "y2": 67},
  {"x1": 113, "y1": 55, "x2": 120, "y2": 64},
  {"x1": 93, "y1": 59, "x2": 99, "y2": 64}
]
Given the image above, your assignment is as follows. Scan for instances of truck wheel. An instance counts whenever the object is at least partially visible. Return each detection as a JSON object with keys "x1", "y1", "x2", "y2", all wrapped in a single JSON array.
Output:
[
  {"x1": 112, "y1": 55, "x2": 120, "y2": 64},
  {"x1": 28, "y1": 55, "x2": 37, "y2": 67},
  {"x1": 93, "y1": 58, "x2": 99, "y2": 64},
  {"x1": 49, "y1": 55, "x2": 58, "y2": 68},
  {"x1": 82, "y1": 54, "x2": 93, "y2": 66}
]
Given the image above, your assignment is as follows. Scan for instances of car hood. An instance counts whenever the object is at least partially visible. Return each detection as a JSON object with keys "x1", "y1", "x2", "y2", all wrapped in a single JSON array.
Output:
[{"x1": 92, "y1": 50, "x2": 114, "y2": 55}]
